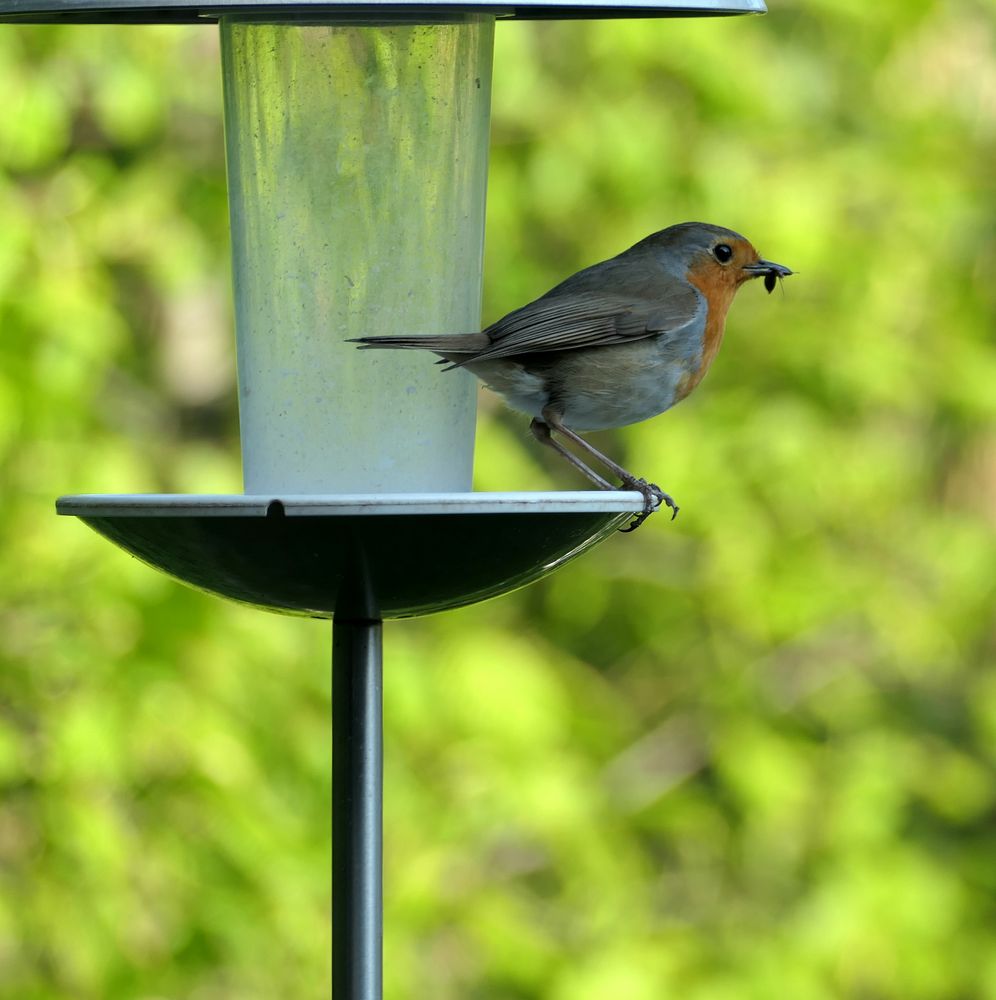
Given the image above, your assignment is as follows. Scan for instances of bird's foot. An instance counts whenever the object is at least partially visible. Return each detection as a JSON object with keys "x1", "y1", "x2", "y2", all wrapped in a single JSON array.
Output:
[{"x1": 618, "y1": 479, "x2": 679, "y2": 533}]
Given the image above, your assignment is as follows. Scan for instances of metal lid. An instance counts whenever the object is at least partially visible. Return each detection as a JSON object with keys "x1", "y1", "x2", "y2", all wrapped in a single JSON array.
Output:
[{"x1": 0, "y1": 0, "x2": 765, "y2": 24}]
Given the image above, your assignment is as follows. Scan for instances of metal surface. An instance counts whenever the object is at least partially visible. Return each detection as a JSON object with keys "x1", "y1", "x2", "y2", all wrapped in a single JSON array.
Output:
[
  {"x1": 0, "y1": 0, "x2": 766, "y2": 23},
  {"x1": 222, "y1": 20, "x2": 491, "y2": 493},
  {"x1": 332, "y1": 618, "x2": 383, "y2": 1000},
  {"x1": 55, "y1": 493, "x2": 644, "y2": 617}
]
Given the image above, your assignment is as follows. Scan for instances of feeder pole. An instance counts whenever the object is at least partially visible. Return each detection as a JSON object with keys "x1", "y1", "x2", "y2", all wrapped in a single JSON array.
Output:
[{"x1": 332, "y1": 617, "x2": 384, "y2": 1000}]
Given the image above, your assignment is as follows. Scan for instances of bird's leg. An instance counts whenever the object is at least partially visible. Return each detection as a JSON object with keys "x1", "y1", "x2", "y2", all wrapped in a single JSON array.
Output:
[
  {"x1": 529, "y1": 419, "x2": 614, "y2": 490},
  {"x1": 542, "y1": 409, "x2": 649, "y2": 484},
  {"x1": 539, "y1": 408, "x2": 679, "y2": 531}
]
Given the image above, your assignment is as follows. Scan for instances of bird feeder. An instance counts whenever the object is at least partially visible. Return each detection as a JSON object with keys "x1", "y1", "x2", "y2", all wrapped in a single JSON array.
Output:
[{"x1": 2, "y1": 0, "x2": 767, "y2": 996}]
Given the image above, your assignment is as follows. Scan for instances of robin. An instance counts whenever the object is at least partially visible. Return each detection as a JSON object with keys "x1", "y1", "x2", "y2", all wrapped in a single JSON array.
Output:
[{"x1": 352, "y1": 222, "x2": 792, "y2": 531}]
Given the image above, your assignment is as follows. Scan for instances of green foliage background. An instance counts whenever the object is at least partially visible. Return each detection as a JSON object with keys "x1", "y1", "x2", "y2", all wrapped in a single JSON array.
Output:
[{"x1": 2, "y1": 2, "x2": 995, "y2": 997}]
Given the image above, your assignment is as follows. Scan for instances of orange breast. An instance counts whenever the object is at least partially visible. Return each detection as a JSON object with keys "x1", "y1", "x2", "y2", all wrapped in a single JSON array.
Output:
[{"x1": 675, "y1": 268, "x2": 737, "y2": 401}]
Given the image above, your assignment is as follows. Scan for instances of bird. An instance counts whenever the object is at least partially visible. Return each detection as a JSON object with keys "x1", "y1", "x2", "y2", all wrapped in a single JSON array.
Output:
[{"x1": 351, "y1": 222, "x2": 792, "y2": 531}]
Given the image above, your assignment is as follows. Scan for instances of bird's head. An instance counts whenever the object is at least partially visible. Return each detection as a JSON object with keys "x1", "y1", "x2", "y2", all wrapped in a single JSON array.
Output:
[{"x1": 640, "y1": 222, "x2": 793, "y2": 298}]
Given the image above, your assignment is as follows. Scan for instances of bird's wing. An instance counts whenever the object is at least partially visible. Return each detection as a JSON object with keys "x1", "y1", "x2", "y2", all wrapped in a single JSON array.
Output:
[{"x1": 453, "y1": 277, "x2": 701, "y2": 367}]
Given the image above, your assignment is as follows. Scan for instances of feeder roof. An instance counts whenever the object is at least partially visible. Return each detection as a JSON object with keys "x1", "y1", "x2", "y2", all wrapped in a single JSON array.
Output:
[{"x1": 0, "y1": 0, "x2": 765, "y2": 23}]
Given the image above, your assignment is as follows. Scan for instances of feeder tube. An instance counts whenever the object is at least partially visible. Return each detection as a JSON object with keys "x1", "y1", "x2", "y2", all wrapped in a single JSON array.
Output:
[{"x1": 220, "y1": 18, "x2": 494, "y2": 493}]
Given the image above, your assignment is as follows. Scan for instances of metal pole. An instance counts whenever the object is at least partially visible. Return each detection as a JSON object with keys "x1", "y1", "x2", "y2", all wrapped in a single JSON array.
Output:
[{"x1": 332, "y1": 618, "x2": 384, "y2": 1000}]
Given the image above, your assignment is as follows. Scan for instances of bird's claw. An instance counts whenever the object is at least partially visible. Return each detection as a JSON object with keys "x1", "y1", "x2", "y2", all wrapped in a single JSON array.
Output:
[{"x1": 618, "y1": 479, "x2": 679, "y2": 533}]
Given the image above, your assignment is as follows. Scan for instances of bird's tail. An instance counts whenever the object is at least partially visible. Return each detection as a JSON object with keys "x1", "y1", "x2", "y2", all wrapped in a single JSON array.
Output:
[{"x1": 349, "y1": 333, "x2": 487, "y2": 354}]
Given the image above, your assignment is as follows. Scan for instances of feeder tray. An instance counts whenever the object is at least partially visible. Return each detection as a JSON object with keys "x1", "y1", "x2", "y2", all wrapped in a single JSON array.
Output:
[{"x1": 56, "y1": 492, "x2": 643, "y2": 618}]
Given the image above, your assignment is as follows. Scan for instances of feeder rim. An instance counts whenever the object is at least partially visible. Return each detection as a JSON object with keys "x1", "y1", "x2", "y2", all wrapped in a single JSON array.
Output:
[{"x1": 56, "y1": 491, "x2": 648, "y2": 517}]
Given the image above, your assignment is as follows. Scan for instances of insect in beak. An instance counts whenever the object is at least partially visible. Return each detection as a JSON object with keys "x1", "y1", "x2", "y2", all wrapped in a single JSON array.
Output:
[{"x1": 744, "y1": 258, "x2": 793, "y2": 294}]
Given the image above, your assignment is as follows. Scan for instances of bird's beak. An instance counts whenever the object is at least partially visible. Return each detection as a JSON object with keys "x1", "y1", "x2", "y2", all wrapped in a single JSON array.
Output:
[
  {"x1": 743, "y1": 258, "x2": 793, "y2": 293},
  {"x1": 742, "y1": 259, "x2": 793, "y2": 280}
]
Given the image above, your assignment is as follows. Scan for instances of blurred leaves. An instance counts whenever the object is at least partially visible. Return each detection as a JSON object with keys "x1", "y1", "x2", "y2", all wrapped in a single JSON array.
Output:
[{"x1": 1, "y1": 3, "x2": 995, "y2": 998}]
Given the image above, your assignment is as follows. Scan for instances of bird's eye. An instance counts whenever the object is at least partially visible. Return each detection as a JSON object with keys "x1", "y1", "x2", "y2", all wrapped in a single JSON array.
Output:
[{"x1": 713, "y1": 244, "x2": 734, "y2": 263}]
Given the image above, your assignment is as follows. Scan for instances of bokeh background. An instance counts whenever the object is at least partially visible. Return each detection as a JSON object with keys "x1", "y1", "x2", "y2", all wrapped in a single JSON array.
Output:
[{"x1": 2, "y1": 2, "x2": 996, "y2": 997}]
